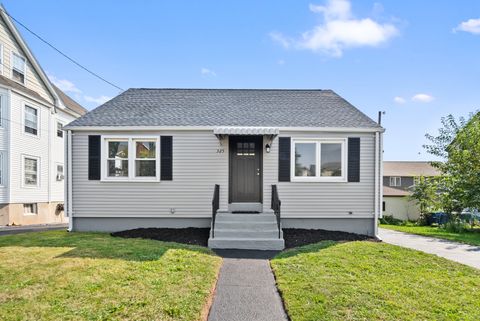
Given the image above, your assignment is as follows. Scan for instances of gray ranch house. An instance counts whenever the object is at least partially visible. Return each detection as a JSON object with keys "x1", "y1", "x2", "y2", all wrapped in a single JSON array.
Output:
[{"x1": 64, "y1": 89, "x2": 384, "y2": 250}]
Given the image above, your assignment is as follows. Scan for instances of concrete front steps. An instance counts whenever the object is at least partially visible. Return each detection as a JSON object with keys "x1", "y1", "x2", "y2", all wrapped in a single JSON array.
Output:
[{"x1": 208, "y1": 212, "x2": 285, "y2": 250}]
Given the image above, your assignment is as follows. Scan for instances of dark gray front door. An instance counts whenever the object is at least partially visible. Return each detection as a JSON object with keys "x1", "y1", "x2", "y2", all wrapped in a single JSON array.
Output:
[{"x1": 229, "y1": 136, "x2": 262, "y2": 203}]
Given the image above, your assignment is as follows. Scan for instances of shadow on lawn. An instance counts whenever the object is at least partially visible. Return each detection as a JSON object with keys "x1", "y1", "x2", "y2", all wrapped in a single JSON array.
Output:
[
  {"x1": 274, "y1": 240, "x2": 341, "y2": 259},
  {"x1": 0, "y1": 230, "x2": 215, "y2": 262}
]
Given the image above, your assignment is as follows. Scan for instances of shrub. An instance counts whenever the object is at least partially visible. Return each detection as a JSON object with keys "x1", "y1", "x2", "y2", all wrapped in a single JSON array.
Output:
[
  {"x1": 442, "y1": 218, "x2": 469, "y2": 233},
  {"x1": 380, "y1": 215, "x2": 404, "y2": 225}
]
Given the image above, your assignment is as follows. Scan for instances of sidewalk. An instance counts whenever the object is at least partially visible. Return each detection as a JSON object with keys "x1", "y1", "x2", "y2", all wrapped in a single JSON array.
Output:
[
  {"x1": 0, "y1": 223, "x2": 67, "y2": 236},
  {"x1": 378, "y1": 228, "x2": 480, "y2": 269}
]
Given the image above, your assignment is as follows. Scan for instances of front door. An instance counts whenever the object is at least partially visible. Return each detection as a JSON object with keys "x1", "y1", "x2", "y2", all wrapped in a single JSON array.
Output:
[{"x1": 229, "y1": 136, "x2": 262, "y2": 204}]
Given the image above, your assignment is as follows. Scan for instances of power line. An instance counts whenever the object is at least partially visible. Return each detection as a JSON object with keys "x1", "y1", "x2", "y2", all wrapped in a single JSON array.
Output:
[{"x1": 0, "y1": 7, "x2": 124, "y2": 92}]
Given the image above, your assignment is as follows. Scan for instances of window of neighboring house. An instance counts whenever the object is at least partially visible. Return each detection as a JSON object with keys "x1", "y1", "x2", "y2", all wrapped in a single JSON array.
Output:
[
  {"x1": 390, "y1": 176, "x2": 401, "y2": 187},
  {"x1": 103, "y1": 136, "x2": 159, "y2": 181},
  {"x1": 382, "y1": 201, "x2": 386, "y2": 212},
  {"x1": 23, "y1": 203, "x2": 38, "y2": 215},
  {"x1": 57, "y1": 122, "x2": 63, "y2": 138},
  {"x1": 24, "y1": 105, "x2": 38, "y2": 136},
  {"x1": 292, "y1": 139, "x2": 346, "y2": 181},
  {"x1": 0, "y1": 152, "x2": 3, "y2": 186},
  {"x1": 12, "y1": 52, "x2": 26, "y2": 84},
  {"x1": 23, "y1": 156, "x2": 39, "y2": 187},
  {"x1": 56, "y1": 164, "x2": 64, "y2": 181},
  {"x1": 0, "y1": 44, "x2": 3, "y2": 75}
]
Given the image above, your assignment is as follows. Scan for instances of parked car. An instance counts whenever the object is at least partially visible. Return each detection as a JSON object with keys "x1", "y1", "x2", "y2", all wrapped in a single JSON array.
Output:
[
  {"x1": 427, "y1": 212, "x2": 449, "y2": 225},
  {"x1": 460, "y1": 208, "x2": 480, "y2": 223}
]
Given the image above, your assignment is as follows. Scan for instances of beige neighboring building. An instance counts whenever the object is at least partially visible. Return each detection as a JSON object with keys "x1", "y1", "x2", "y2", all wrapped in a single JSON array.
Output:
[
  {"x1": 0, "y1": 6, "x2": 87, "y2": 226},
  {"x1": 382, "y1": 161, "x2": 440, "y2": 221}
]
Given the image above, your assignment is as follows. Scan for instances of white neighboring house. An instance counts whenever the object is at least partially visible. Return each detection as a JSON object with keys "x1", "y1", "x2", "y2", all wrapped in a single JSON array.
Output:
[
  {"x1": 0, "y1": 7, "x2": 86, "y2": 226},
  {"x1": 382, "y1": 161, "x2": 440, "y2": 221}
]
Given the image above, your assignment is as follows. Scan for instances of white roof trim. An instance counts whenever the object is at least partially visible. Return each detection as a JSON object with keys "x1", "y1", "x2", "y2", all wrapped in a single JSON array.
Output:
[
  {"x1": 0, "y1": 5, "x2": 60, "y2": 108},
  {"x1": 65, "y1": 125, "x2": 385, "y2": 133},
  {"x1": 213, "y1": 126, "x2": 279, "y2": 135}
]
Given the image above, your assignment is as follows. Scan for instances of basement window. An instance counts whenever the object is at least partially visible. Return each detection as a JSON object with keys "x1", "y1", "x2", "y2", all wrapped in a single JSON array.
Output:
[{"x1": 23, "y1": 203, "x2": 38, "y2": 215}]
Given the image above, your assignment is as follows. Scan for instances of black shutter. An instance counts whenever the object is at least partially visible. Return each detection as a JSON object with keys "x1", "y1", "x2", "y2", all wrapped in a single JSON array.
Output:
[
  {"x1": 88, "y1": 135, "x2": 101, "y2": 180},
  {"x1": 278, "y1": 137, "x2": 291, "y2": 182},
  {"x1": 348, "y1": 137, "x2": 360, "y2": 182},
  {"x1": 161, "y1": 136, "x2": 173, "y2": 180}
]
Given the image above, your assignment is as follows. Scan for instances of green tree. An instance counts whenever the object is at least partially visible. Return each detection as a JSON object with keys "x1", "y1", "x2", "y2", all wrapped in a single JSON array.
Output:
[
  {"x1": 424, "y1": 112, "x2": 480, "y2": 212},
  {"x1": 409, "y1": 176, "x2": 438, "y2": 220}
]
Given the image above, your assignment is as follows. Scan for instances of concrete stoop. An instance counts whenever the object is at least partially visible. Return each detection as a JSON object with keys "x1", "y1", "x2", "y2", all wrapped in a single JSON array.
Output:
[{"x1": 208, "y1": 213, "x2": 285, "y2": 250}]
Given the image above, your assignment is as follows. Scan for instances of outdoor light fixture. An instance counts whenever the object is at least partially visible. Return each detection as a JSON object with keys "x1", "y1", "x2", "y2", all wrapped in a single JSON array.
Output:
[{"x1": 265, "y1": 144, "x2": 271, "y2": 153}]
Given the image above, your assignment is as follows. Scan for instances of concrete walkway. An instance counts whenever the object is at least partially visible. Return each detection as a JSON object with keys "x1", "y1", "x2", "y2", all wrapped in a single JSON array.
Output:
[
  {"x1": 208, "y1": 250, "x2": 288, "y2": 321},
  {"x1": 378, "y1": 228, "x2": 480, "y2": 269},
  {"x1": 0, "y1": 223, "x2": 67, "y2": 236}
]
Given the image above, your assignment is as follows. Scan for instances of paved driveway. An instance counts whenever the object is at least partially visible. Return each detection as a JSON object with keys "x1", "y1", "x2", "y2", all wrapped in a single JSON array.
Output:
[
  {"x1": 0, "y1": 224, "x2": 67, "y2": 236},
  {"x1": 378, "y1": 228, "x2": 480, "y2": 269}
]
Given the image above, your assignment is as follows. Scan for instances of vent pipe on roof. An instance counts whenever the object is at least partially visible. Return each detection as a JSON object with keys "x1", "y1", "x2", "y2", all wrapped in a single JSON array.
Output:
[{"x1": 378, "y1": 111, "x2": 385, "y2": 125}]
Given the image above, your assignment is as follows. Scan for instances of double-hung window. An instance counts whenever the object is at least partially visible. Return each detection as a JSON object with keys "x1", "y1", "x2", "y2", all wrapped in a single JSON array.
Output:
[
  {"x1": 390, "y1": 176, "x2": 401, "y2": 187},
  {"x1": 23, "y1": 155, "x2": 39, "y2": 187},
  {"x1": 292, "y1": 139, "x2": 346, "y2": 182},
  {"x1": 24, "y1": 105, "x2": 38, "y2": 136},
  {"x1": 57, "y1": 122, "x2": 64, "y2": 138},
  {"x1": 12, "y1": 52, "x2": 26, "y2": 84},
  {"x1": 103, "y1": 136, "x2": 159, "y2": 181}
]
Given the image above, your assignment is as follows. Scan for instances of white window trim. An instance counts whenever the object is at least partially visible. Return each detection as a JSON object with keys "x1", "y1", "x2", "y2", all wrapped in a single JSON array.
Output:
[
  {"x1": 0, "y1": 44, "x2": 3, "y2": 75},
  {"x1": 56, "y1": 163, "x2": 64, "y2": 181},
  {"x1": 11, "y1": 51, "x2": 27, "y2": 85},
  {"x1": 57, "y1": 121, "x2": 64, "y2": 138},
  {"x1": 0, "y1": 151, "x2": 4, "y2": 187},
  {"x1": 21, "y1": 154, "x2": 40, "y2": 188},
  {"x1": 390, "y1": 176, "x2": 401, "y2": 187},
  {"x1": 22, "y1": 102, "x2": 40, "y2": 138},
  {"x1": 291, "y1": 138, "x2": 347, "y2": 182},
  {"x1": 0, "y1": 94, "x2": 4, "y2": 128},
  {"x1": 100, "y1": 135, "x2": 160, "y2": 182}
]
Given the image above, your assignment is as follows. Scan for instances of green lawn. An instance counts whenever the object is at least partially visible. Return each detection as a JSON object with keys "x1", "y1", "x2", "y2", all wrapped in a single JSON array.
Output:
[
  {"x1": 380, "y1": 224, "x2": 480, "y2": 246},
  {"x1": 271, "y1": 241, "x2": 480, "y2": 321},
  {"x1": 0, "y1": 231, "x2": 222, "y2": 321}
]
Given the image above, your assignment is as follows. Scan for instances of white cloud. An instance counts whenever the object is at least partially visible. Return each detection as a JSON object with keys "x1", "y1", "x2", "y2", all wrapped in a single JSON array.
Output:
[
  {"x1": 393, "y1": 96, "x2": 406, "y2": 104},
  {"x1": 411, "y1": 93, "x2": 434, "y2": 103},
  {"x1": 270, "y1": 0, "x2": 398, "y2": 57},
  {"x1": 454, "y1": 18, "x2": 480, "y2": 34},
  {"x1": 48, "y1": 74, "x2": 82, "y2": 94},
  {"x1": 84, "y1": 95, "x2": 112, "y2": 105},
  {"x1": 277, "y1": 59, "x2": 286, "y2": 65},
  {"x1": 201, "y1": 67, "x2": 217, "y2": 76}
]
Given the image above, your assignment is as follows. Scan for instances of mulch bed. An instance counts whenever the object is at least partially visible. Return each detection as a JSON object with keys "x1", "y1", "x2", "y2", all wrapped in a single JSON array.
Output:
[
  {"x1": 112, "y1": 227, "x2": 374, "y2": 249},
  {"x1": 283, "y1": 228, "x2": 375, "y2": 249},
  {"x1": 111, "y1": 228, "x2": 210, "y2": 247}
]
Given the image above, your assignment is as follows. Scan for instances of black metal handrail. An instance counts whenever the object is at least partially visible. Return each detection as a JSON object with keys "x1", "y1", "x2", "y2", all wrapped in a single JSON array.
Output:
[
  {"x1": 211, "y1": 184, "x2": 220, "y2": 238},
  {"x1": 271, "y1": 185, "x2": 281, "y2": 239}
]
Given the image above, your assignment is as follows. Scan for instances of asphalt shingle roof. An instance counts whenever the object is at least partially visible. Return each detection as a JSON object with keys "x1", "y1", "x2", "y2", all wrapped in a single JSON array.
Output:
[{"x1": 67, "y1": 88, "x2": 381, "y2": 128}]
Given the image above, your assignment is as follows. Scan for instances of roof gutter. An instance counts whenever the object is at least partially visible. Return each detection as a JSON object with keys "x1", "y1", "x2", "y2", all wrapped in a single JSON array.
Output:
[{"x1": 64, "y1": 125, "x2": 386, "y2": 133}]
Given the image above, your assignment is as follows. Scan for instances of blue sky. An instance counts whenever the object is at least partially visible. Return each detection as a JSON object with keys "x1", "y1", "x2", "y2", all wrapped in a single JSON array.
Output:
[{"x1": 5, "y1": 0, "x2": 480, "y2": 161}]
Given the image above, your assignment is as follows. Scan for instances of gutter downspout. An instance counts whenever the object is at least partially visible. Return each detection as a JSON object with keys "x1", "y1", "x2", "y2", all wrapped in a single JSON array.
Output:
[
  {"x1": 374, "y1": 132, "x2": 379, "y2": 237},
  {"x1": 67, "y1": 130, "x2": 73, "y2": 232},
  {"x1": 379, "y1": 131, "x2": 384, "y2": 220},
  {"x1": 47, "y1": 108, "x2": 53, "y2": 204}
]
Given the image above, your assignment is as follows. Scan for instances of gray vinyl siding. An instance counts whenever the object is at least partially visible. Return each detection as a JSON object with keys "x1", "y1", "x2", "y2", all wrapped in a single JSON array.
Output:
[
  {"x1": 72, "y1": 129, "x2": 376, "y2": 219},
  {"x1": 272, "y1": 131, "x2": 375, "y2": 218},
  {"x1": 72, "y1": 130, "x2": 229, "y2": 217}
]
